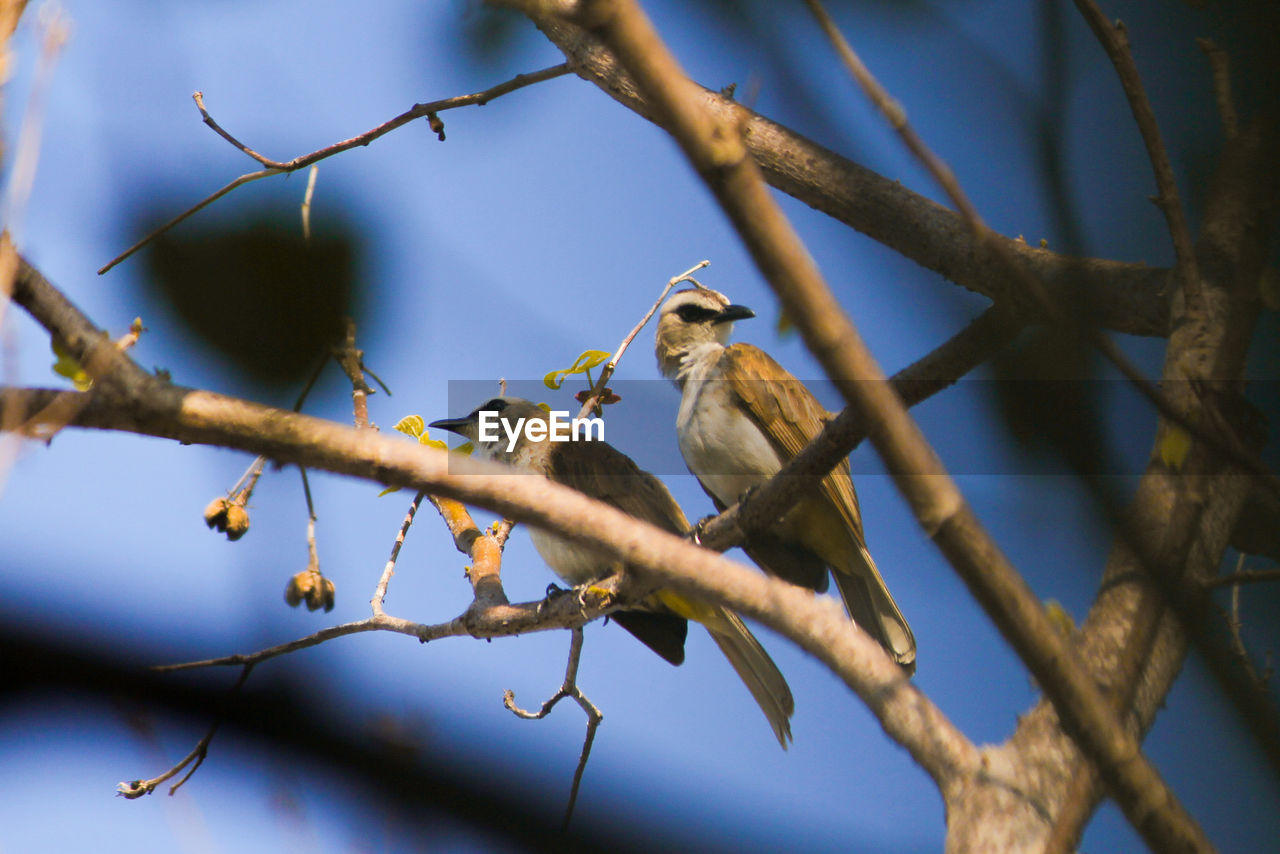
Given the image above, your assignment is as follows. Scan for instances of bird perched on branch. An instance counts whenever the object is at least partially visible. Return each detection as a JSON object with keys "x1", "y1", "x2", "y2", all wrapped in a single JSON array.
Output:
[
  {"x1": 430, "y1": 396, "x2": 795, "y2": 746},
  {"x1": 655, "y1": 288, "x2": 916, "y2": 673}
]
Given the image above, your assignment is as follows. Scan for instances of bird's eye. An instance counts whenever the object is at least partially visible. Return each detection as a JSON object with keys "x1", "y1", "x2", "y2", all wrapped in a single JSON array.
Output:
[
  {"x1": 476, "y1": 398, "x2": 507, "y2": 414},
  {"x1": 676, "y1": 304, "x2": 719, "y2": 323}
]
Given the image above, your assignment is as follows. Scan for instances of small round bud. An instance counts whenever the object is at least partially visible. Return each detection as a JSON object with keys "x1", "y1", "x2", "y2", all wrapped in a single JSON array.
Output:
[
  {"x1": 203, "y1": 497, "x2": 231, "y2": 530},
  {"x1": 284, "y1": 571, "x2": 312, "y2": 608},
  {"x1": 285, "y1": 570, "x2": 336, "y2": 612},
  {"x1": 204, "y1": 497, "x2": 250, "y2": 540},
  {"x1": 222, "y1": 505, "x2": 250, "y2": 540}
]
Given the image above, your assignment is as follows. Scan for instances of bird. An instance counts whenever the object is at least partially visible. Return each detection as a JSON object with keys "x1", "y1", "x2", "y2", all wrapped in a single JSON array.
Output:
[
  {"x1": 429, "y1": 396, "x2": 795, "y2": 746},
  {"x1": 654, "y1": 287, "x2": 916, "y2": 672}
]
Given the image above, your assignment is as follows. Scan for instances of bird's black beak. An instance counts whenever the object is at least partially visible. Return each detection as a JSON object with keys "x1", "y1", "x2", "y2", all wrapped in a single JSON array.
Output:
[
  {"x1": 715, "y1": 304, "x2": 756, "y2": 324},
  {"x1": 428, "y1": 416, "x2": 472, "y2": 436}
]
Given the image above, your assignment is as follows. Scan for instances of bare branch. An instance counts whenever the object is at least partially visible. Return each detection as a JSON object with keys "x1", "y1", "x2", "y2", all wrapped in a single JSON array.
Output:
[
  {"x1": 97, "y1": 169, "x2": 276, "y2": 275},
  {"x1": 333, "y1": 317, "x2": 377, "y2": 430},
  {"x1": 575, "y1": 258, "x2": 709, "y2": 419},
  {"x1": 97, "y1": 64, "x2": 571, "y2": 274},
  {"x1": 524, "y1": 13, "x2": 1173, "y2": 337},
  {"x1": 504, "y1": 627, "x2": 602, "y2": 828},
  {"x1": 372, "y1": 490, "x2": 426, "y2": 617},
  {"x1": 698, "y1": 303, "x2": 1022, "y2": 554},
  {"x1": 1204, "y1": 568, "x2": 1280, "y2": 589},
  {"x1": 1073, "y1": 0, "x2": 1202, "y2": 307},
  {"x1": 300, "y1": 163, "x2": 319, "y2": 240},
  {"x1": 517, "y1": 1, "x2": 1213, "y2": 851},
  {"x1": 1196, "y1": 39, "x2": 1238, "y2": 140},
  {"x1": 118, "y1": 663, "x2": 255, "y2": 798},
  {"x1": 429, "y1": 494, "x2": 511, "y2": 607}
]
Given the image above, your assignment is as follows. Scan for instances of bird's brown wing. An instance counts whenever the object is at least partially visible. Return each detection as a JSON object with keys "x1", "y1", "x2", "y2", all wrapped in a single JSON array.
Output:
[
  {"x1": 551, "y1": 429, "x2": 800, "y2": 726},
  {"x1": 723, "y1": 344, "x2": 915, "y2": 670},
  {"x1": 547, "y1": 437, "x2": 691, "y2": 664},
  {"x1": 547, "y1": 436, "x2": 691, "y2": 536},
  {"x1": 721, "y1": 343, "x2": 867, "y2": 544}
]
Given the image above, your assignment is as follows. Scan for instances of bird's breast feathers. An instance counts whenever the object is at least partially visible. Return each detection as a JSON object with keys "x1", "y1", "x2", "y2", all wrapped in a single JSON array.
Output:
[
  {"x1": 528, "y1": 526, "x2": 608, "y2": 586},
  {"x1": 677, "y1": 349, "x2": 784, "y2": 506}
]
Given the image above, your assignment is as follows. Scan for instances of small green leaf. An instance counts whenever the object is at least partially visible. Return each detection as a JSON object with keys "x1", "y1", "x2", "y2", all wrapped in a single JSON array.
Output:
[
  {"x1": 571, "y1": 349, "x2": 611, "y2": 372},
  {"x1": 1044, "y1": 599, "x2": 1076, "y2": 638},
  {"x1": 544, "y1": 349, "x2": 612, "y2": 389},
  {"x1": 377, "y1": 485, "x2": 400, "y2": 497},
  {"x1": 456, "y1": 441, "x2": 474, "y2": 455},
  {"x1": 393, "y1": 413, "x2": 448, "y2": 449},
  {"x1": 1159, "y1": 426, "x2": 1192, "y2": 470},
  {"x1": 775, "y1": 308, "x2": 795, "y2": 340},
  {"x1": 51, "y1": 338, "x2": 93, "y2": 391},
  {"x1": 394, "y1": 415, "x2": 425, "y2": 439}
]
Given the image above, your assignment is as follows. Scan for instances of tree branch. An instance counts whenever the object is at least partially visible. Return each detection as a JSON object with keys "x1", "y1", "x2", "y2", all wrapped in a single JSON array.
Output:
[
  {"x1": 3, "y1": 256, "x2": 978, "y2": 793},
  {"x1": 97, "y1": 63, "x2": 572, "y2": 274},
  {"x1": 523, "y1": 1, "x2": 1213, "y2": 851},
  {"x1": 524, "y1": 12, "x2": 1172, "y2": 337},
  {"x1": 1074, "y1": 0, "x2": 1202, "y2": 307},
  {"x1": 697, "y1": 303, "x2": 1021, "y2": 554}
]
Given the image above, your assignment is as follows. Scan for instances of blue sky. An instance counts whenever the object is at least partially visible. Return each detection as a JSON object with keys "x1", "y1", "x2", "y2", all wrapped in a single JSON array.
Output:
[{"x1": 2, "y1": 1, "x2": 1277, "y2": 851}]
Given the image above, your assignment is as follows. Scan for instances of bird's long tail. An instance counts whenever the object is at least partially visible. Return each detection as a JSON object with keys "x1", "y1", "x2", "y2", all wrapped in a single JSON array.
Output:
[
  {"x1": 704, "y1": 610, "x2": 795, "y2": 748},
  {"x1": 834, "y1": 545, "x2": 916, "y2": 674},
  {"x1": 654, "y1": 590, "x2": 794, "y2": 747}
]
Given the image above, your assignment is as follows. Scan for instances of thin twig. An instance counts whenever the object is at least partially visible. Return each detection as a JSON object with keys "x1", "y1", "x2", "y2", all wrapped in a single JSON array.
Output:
[
  {"x1": 98, "y1": 169, "x2": 276, "y2": 274},
  {"x1": 1073, "y1": 0, "x2": 1201, "y2": 307},
  {"x1": 301, "y1": 466, "x2": 318, "y2": 555},
  {"x1": 117, "y1": 663, "x2": 255, "y2": 798},
  {"x1": 300, "y1": 163, "x2": 319, "y2": 242},
  {"x1": 372, "y1": 489, "x2": 427, "y2": 617},
  {"x1": 1196, "y1": 39, "x2": 1238, "y2": 140},
  {"x1": 575, "y1": 259, "x2": 710, "y2": 420},
  {"x1": 192, "y1": 91, "x2": 277, "y2": 165},
  {"x1": 333, "y1": 317, "x2": 376, "y2": 430},
  {"x1": 503, "y1": 627, "x2": 602, "y2": 828},
  {"x1": 1205, "y1": 568, "x2": 1280, "y2": 589},
  {"x1": 1207, "y1": 557, "x2": 1272, "y2": 696},
  {"x1": 98, "y1": 64, "x2": 571, "y2": 275},
  {"x1": 150, "y1": 582, "x2": 628, "y2": 675}
]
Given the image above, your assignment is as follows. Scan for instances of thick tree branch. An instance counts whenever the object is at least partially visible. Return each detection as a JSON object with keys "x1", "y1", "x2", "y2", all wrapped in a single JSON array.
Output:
[
  {"x1": 525, "y1": 13, "x2": 1172, "y2": 337},
  {"x1": 698, "y1": 303, "x2": 1022, "y2": 554},
  {"x1": 2, "y1": 383, "x2": 977, "y2": 789},
  {"x1": 3, "y1": 257, "x2": 978, "y2": 794},
  {"x1": 1018, "y1": 116, "x2": 1280, "y2": 851},
  {"x1": 525, "y1": 1, "x2": 1213, "y2": 851}
]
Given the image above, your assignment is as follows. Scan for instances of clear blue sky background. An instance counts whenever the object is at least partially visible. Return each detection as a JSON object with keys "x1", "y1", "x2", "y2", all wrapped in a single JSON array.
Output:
[{"x1": 1, "y1": 1, "x2": 1277, "y2": 851}]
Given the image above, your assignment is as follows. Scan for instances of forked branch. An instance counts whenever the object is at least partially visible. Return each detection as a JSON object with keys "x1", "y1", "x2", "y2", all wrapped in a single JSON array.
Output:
[{"x1": 98, "y1": 64, "x2": 572, "y2": 274}]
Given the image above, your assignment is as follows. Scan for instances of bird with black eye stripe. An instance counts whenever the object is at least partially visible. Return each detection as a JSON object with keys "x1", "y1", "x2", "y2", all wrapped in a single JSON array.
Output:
[
  {"x1": 430, "y1": 396, "x2": 795, "y2": 747},
  {"x1": 655, "y1": 288, "x2": 916, "y2": 673}
]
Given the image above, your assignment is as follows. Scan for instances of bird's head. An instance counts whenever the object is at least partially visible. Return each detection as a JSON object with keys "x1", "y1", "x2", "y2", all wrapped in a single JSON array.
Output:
[
  {"x1": 654, "y1": 288, "x2": 755, "y2": 379},
  {"x1": 429, "y1": 396, "x2": 551, "y2": 466}
]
